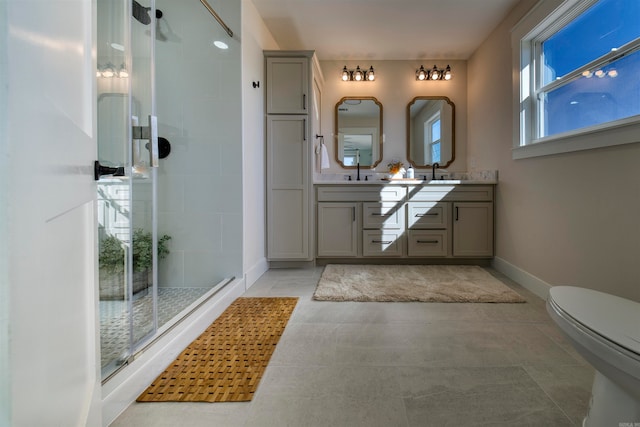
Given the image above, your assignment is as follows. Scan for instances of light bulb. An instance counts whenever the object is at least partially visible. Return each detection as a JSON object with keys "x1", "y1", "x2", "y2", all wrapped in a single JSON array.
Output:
[
  {"x1": 443, "y1": 65, "x2": 452, "y2": 80},
  {"x1": 416, "y1": 65, "x2": 427, "y2": 81},
  {"x1": 367, "y1": 66, "x2": 375, "y2": 81},
  {"x1": 341, "y1": 66, "x2": 349, "y2": 81},
  {"x1": 118, "y1": 64, "x2": 129, "y2": 78},
  {"x1": 102, "y1": 64, "x2": 115, "y2": 78},
  {"x1": 354, "y1": 66, "x2": 363, "y2": 81},
  {"x1": 430, "y1": 65, "x2": 439, "y2": 80}
]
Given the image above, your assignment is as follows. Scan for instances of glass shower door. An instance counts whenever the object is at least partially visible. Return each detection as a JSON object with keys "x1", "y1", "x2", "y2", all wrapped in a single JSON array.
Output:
[
  {"x1": 97, "y1": 0, "x2": 158, "y2": 380},
  {"x1": 129, "y1": 0, "x2": 158, "y2": 354}
]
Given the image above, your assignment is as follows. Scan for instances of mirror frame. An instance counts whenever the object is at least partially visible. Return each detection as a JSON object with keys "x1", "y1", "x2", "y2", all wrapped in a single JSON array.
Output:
[
  {"x1": 406, "y1": 96, "x2": 455, "y2": 168},
  {"x1": 334, "y1": 96, "x2": 383, "y2": 169}
]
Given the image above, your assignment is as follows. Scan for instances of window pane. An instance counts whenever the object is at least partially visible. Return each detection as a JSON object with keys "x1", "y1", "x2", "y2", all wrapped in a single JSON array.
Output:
[
  {"x1": 542, "y1": 48, "x2": 640, "y2": 137},
  {"x1": 431, "y1": 142, "x2": 441, "y2": 164},
  {"x1": 542, "y1": 0, "x2": 640, "y2": 84},
  {"x1": 431, "y1": 120, "x2": 441, "y2": 142}
]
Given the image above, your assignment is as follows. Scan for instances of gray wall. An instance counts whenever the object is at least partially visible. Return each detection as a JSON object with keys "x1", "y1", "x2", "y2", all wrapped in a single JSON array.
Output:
[{"x1": 468, "y1": 0, "x2": 640, "y2": 302}]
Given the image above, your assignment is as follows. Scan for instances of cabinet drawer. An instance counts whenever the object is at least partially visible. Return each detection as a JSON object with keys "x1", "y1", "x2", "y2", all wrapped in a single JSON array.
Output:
[
  {"x1": 407, "y1": 202, "x2": 449, "y2": 229},
  {"x1": 362, "y1": 230, "x2": 404, "y2": 257},
  {"x1": 362, "y1": 202, "x2": 405, "y2": 229},
  {"x1": 317, "y1": 185, "x2": 406, "y2": 202},
  {"x1": 407, "y1": 230, "x2": 448, "y2": 257},
  {"x1": 408, "y1": 185, "x2": 494, "y2": 202}
]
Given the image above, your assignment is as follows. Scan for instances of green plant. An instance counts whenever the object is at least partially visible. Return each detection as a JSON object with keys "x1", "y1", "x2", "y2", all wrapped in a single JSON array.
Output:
[
  {"x1": 132, "y1": 228, "x2": 171, "y2": 272},
  {"x1": 99, "y1": 234, "x2": 125, "y2": 274},
  {"x1": 99, "y1": 229, "x2": 171, "y2": 274}
]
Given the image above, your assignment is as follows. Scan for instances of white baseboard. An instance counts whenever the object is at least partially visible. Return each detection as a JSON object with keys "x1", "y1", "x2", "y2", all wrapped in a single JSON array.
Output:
[
  {"x1": 101, "y1": 278, "x2": 245, "y2": 426},
  {"x1": 492, "y1": 257, "x2": 552, "y2": 300},
  {"x1": 244, "y1": 257, "x2": 269, "y2": 290}
]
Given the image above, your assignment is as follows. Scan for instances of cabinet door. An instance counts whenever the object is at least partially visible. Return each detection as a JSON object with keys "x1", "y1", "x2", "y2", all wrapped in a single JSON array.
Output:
[
  {"x1": 452, "y1": 202, "x2": 494, "y2": 257},
  {"x1": 266, "y1": 57, "x2": 308, "y2": 114},
  {"x1": 317, "y1": 203, "x2": 358, "y2": 257},
  {"x1": 267, "y1": 115, "x2": 310, "y2": 259}
]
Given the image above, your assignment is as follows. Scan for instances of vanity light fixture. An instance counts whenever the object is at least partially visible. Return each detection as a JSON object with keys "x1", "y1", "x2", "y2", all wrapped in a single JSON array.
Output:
[
  {"x1": 416, "y1": 64, "x2": 452, "y2": 81},
  {"x1": 341, "y1": 65, "x2": 375, "y2": 82}
]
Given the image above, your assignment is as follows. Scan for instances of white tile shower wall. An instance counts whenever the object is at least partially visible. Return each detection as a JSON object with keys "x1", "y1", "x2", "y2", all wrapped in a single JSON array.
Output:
[{"x1": 156, "y1": 0, "x2": 242, "y2": 288}]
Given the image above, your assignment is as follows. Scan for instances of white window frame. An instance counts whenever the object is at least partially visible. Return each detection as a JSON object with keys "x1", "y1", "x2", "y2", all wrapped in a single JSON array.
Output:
[
  {"x1": 424, "y1": 113, "x2": 441, "y2": 164},
  {"x1": 512, "y1": 0, "x2": 640, "y2": 159}
]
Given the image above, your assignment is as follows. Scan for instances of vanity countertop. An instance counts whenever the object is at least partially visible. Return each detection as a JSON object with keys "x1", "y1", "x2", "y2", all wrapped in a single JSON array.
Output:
[
  {"x1": 314, "y1": 179, "x2": 497, "y2": 185},
  {"x1": 313, "y1": 170, "x2": 498, "y2": 185}
]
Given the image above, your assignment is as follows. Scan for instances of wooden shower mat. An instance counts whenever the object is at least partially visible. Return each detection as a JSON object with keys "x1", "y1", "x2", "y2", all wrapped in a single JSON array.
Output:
[{"x1": 137, "y1": 297, "x2": 298, "y2": 402}]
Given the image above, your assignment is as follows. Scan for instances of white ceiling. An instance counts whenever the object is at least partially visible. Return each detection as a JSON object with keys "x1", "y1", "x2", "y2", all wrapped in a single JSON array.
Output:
[{"x1": 251, "y1": 0, "x2": 523, "y2": 60}]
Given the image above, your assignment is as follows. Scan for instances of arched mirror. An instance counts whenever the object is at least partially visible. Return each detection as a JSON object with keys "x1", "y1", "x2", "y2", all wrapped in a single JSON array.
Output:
[
  {"x1": 335, "y1": 96, "x2": 383, "y2": 169},
  {"x1": 407, "y1": 96, "x2": 455, "y2": 168}
]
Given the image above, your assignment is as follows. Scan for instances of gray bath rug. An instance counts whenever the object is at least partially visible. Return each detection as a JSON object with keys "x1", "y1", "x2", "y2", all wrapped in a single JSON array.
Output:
[{"x1": 313, "y1": 264, "x2": 526, "y2": 303}]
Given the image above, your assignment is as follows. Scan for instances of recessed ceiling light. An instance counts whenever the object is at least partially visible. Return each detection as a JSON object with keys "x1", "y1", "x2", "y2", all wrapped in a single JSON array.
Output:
[
  {"x1": 213, "y1": 40, "x2": 228, "y2": 50},
  {"x1": 110, "y1": 43, "x2": 125, "y2": 51}
]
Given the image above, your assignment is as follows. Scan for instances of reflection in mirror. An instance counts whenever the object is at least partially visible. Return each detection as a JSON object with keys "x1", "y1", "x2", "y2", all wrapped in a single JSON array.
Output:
[
  {"x1": 335, "y1": 97, "x2": 383, "y2": 169},
  {"x1": 407, "y1": 96, "x2": 455, "y2": 168}
]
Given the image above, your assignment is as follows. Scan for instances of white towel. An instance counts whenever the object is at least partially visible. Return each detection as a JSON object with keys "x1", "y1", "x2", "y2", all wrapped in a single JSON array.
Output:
[{"x1": 320, "y1": 143, "x2": 330, "y2": 170}]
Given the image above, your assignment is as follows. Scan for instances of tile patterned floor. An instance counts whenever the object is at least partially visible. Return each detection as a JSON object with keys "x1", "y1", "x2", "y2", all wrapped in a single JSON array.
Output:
[
  {"x1": 111, "y1": 268, "x2": 594, "y2": 427},
  {"x1": 100, "y1": 287, "x2": 210, "y2": 370}
]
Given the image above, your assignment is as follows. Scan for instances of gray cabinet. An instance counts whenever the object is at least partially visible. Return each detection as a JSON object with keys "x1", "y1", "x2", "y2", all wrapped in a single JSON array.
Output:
[
  {"x1": 315, "y1": 184, "x2": 494, "y2": 260},
  {"x1": 407, "y1": 202, "x2": 449, "y2": 257},
  {"x1": 266, "y1": 115, "x2": 309, "y2": 259},
  {"x1": 316, "y1": 202, "x2": 358, "y2": 257},
  {"x1": 452, "y1": 202, "x2": 494, "y2": 257},
  {"x1": 265, "y1": 51, "x2": 321, "y2": 261},
  {"x1": 266, "y1": 57, "x2": 308, "y2": 114}
]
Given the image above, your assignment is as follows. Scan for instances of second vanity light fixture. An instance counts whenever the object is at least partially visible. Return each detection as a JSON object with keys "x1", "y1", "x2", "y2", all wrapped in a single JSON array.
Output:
[
  {"x1": 341, "y1": 65, "x2": 375, "y2": 82},
  {"x1": 416, "y1": 64, "x2": 452, "y2": 81}
]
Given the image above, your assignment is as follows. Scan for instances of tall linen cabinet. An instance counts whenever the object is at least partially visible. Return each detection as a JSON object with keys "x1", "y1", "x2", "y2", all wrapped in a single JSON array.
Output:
[{"x1": 265, "y1": 50, "x2": 323, "y2": 261}]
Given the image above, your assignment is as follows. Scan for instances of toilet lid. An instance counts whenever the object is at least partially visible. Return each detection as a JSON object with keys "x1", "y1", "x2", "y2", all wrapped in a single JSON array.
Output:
[{"x1": 549, "y1": 286, "x2": 640, "y2": 355}]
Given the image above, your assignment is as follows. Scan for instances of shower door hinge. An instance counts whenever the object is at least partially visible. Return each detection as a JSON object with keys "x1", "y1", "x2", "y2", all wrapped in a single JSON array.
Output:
[{"x1": 131, "y1": 125, "x2": 151, "y2": 140}]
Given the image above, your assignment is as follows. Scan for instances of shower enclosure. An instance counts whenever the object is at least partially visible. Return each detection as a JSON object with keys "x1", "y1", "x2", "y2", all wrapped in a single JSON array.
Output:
[{"x1": 97, "y1": 0, "x2": 242, "y2": 381}]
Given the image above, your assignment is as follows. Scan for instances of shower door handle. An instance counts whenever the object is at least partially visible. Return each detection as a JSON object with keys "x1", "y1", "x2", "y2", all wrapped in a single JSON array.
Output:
[
  {"x1": 132, "y1": 115, "x2": 159, "y2": 168},
  {"x1": 148, "y1": 115, "x2": 159, "y2": 167}
]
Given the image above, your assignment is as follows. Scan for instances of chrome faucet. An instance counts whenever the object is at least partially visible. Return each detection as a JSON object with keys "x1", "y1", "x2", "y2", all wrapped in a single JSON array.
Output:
[{"x1": 431, "y1": 162, "x2": 439, "y2": 180}]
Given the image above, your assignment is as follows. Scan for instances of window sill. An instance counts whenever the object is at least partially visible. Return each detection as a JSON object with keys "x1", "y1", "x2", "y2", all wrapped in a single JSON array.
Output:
[{"x1": 513, "y1": 118, "x2": 640, "y2": 159}]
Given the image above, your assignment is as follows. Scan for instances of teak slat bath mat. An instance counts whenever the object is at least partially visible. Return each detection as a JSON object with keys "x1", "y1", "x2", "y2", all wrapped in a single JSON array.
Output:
[{"x1": 137, "y1": 297, "x2": 298, "y2": 403}]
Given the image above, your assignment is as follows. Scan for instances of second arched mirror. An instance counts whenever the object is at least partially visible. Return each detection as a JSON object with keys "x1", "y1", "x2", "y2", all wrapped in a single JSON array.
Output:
[
  {"x1": 335, "y1": 97, "x2": 383, "y2": 169},
  {"x1": 407, "y1": 96, "x2": 455, "y2": 168}
]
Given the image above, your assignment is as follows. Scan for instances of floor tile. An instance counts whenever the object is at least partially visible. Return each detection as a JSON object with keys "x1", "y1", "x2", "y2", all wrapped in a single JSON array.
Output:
[{"x1": 111, "y1": 266, "x2": 591, "y2": 427}]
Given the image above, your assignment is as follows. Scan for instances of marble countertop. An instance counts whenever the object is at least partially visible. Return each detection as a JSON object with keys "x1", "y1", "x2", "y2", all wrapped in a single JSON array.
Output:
[
  {"x1": 314, "y1": 179, "x2": 497, "y2": 185},
  {"x1": 313, "y1": 170, "x2": 498, "y2": 185}
]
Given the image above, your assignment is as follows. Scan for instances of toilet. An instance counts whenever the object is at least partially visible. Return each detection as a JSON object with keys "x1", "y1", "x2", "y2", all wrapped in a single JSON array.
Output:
[{"x1": 547, "y1": 286, "x2": 640, "y2": 427}]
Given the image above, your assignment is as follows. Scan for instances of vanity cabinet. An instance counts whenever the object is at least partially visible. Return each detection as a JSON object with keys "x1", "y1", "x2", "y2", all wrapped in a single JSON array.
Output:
[
  {"x1": 452, "y1": 202, "x2": 494, "y2": 257},
  {"x1": 265, "y1": 50, "x2": 322, "y2": 261},
  {"x1": 317, "y1": 202, "x2": 359, "y2": 257},
  {"x1": 315, "y1": 184, "x2": 494, "y2": 260}
]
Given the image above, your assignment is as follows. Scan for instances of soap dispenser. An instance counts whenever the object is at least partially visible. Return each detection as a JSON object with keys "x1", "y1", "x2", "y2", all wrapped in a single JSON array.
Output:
[{"x1": 406, "y1": 166, "x2": 415, "y2": 179}]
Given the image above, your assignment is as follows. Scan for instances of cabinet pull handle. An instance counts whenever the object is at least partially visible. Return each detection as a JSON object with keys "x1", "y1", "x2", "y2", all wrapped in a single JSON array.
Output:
[
  {"x1": 371, "y1": 212, "x2": 387, "y2": 216},
  {"x1": 352, "y1": 206, "x2": 355, "y2": 222},
  {"x1": 303, "y1": 93, "x2": 306, "y2": 110},
  {"x1": 303, "y1": 118, "x2": 307, "y2": 141},
  {"x1": 417, "y1": 240, "x2": 439, "y2": 244},
  {"x1": 455, "y1": 206, "x2": 459, "y2": 221},
  {"x1": 372, "y1": 240, "x2": 392, "y2": 244},
  {"x1": 415, "y1": 213, "x2": 438, "y2": 217}
]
